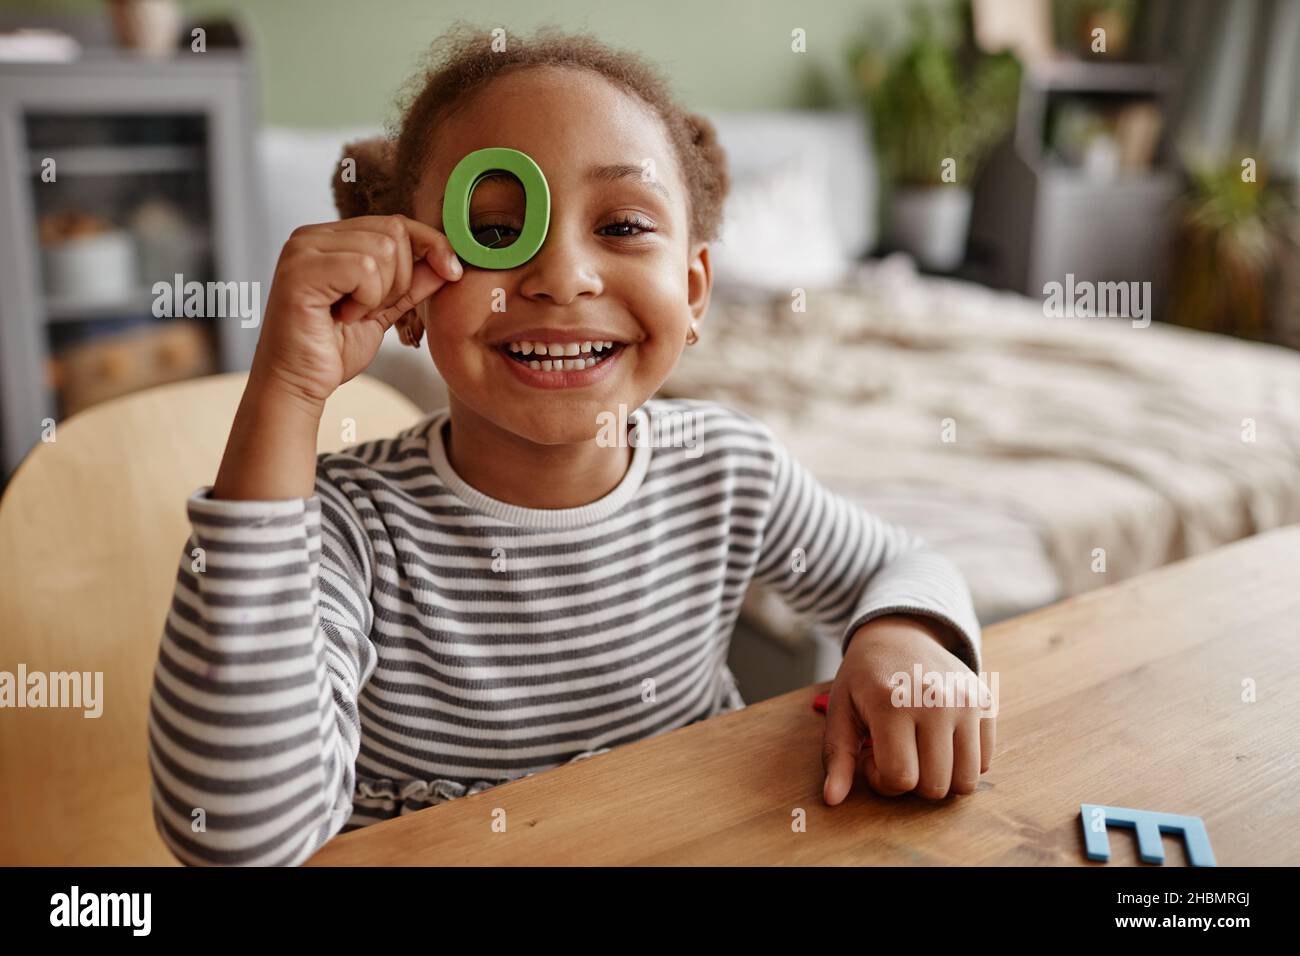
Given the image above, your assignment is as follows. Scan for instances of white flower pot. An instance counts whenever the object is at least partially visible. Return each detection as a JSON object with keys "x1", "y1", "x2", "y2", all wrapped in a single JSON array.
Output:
[
  {"x1": 42, "y1": 230, "x2": 138, "y2": 306},
  {"x1": 887, "y1": 187, "x2": 973, "y2": 272}
]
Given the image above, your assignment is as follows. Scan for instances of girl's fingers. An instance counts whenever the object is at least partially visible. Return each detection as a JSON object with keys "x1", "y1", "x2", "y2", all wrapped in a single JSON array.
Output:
[
  {"x1": 372, "y1": 219, "x2": 413, "y2": 311},
  {"x1": 310, "y1": 252, "x2": 387, "y2": 324},
  {"x1": 821, "y1": 683, "x2": 868, "y2": 806},
  {"x1": 914, "y1": 720, "x2": 954, "y2": 800},
  {"x1": 980, "y1": 716, "x2": 996, "y2": 773},
  {"x1": 325, "y1": 214, "x2": 461, "y2": 280},
  {"x1": 371, "y1": 260, "x2": 447, "y2": 329},
  {"x1": 303, "y1": 230, "x2": 399, "y2": 309},
  {"x1": 861, "y1": 713, "x2": 918, "y2": 797},
  {"x1": 951, "y1": 718, "x2": 981, "y2": 795},
  {"x1": 390, "y1": 214, "x2": 463, "y2": 282},
  {"x1": 319, "y1": 215, "x2": 461, "y2": 316}
]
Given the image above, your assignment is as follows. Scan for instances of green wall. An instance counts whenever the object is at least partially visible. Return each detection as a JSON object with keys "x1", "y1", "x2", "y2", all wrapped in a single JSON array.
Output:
[{"x1": 7, "y1": 0, "x2": 929, "y2": 126}]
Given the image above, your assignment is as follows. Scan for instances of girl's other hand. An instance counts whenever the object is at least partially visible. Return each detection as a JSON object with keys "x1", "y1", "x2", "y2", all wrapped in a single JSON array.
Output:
[
  {"x1": 253, "y1": 214, "x2": 463, "y2": 409},
  {"x1": 822, "y1": 615, "x2": 996, "y2": 806}
]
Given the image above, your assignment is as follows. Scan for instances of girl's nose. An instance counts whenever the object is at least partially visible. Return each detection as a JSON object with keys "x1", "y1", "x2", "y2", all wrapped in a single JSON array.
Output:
[{"x1": 516, "y1": 226, "x2": 603, "y2": 306}]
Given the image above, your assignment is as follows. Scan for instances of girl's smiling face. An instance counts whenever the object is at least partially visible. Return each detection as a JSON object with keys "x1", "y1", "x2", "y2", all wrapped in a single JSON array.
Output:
[{"x1": 411, "y1": 65, "x2": 712, "y2": 445}]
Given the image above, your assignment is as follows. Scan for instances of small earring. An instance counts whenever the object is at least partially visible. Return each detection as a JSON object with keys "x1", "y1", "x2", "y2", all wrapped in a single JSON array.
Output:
[
  {"x1": 685, "y1": 321, "x2": 700, "y2": 346},
  {"x1": 398, "y1": 311, "x2": 424, "y2": 348}
]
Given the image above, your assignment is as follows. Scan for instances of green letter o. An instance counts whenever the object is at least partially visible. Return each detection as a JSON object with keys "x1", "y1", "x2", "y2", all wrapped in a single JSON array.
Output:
[{"x1": 442, "y1": 147, "x2": 550, "y2": 270}]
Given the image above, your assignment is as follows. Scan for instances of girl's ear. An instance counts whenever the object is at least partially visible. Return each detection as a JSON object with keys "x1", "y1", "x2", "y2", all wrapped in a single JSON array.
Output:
[{"x1": 332, "y1": 136, "x2": 397, "y2": 219}]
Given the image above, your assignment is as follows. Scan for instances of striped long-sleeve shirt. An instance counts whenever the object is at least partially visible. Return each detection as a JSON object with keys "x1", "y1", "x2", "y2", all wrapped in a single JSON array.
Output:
[{"x1": 148, "y1": 398, "x2": 981, "y2": 865}]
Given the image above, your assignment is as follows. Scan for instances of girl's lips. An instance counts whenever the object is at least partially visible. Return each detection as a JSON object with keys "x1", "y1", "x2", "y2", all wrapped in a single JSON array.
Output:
[{"x1": 496, "y1": 343, "x2": 626, "y2": 389}]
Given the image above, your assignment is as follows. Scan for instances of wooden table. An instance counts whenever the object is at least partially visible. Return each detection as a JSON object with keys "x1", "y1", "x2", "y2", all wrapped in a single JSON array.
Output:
[{"x1": 308, "y1": 526, "x2": 1300, "y2": 866}]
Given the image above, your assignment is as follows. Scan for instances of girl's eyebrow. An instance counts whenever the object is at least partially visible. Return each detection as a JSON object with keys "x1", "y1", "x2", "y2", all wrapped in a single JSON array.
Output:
[{"x1": 586, "y1": 162, "x2": 670, "y2": 200}]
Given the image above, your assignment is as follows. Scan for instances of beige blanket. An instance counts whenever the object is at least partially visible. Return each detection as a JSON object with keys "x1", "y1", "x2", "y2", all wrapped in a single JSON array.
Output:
[{"x1": 664, "y1": 257, "x2": 1300, "y2": 599}]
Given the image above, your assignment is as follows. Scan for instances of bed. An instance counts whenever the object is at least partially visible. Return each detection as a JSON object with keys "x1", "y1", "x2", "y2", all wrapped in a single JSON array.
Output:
[
  {"x1": 665, "y1": 254, "x2": 1300, "y2": 692},
  {"x1": 666, "y1": 109, "x2": 1300, "y2": 696}
]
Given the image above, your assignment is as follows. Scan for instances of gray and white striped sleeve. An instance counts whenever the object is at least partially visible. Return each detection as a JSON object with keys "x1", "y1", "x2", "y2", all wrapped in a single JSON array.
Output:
[
  {"x1": 749, "y1": 428, "x2": 982, "y2": 673},
  {"x1": 147, "y1": 472, "x2": 377, "y2": 866}
]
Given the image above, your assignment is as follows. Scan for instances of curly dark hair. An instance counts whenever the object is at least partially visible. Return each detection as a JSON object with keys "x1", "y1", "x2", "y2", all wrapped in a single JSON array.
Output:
[{"x1": 332, "y1": 21, "x2": 730, "y2": 246}]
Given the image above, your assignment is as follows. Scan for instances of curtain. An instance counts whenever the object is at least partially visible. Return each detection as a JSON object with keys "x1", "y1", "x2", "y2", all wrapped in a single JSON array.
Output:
[{"x1": 1159, "y1": 0, "x2": 1300, "y2": 176}]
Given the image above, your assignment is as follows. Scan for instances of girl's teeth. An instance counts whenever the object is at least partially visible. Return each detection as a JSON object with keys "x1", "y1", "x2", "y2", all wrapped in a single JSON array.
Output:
[{"x1": 505, "y1": 339, "x2": 621, "y2": 372}]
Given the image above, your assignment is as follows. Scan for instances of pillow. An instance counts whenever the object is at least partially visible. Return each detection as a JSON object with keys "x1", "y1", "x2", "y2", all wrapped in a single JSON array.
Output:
[
  {"x1": 258, "y1": 125, "x2": 381, "y2": 276},
  {"x1": 709, "y1": 150, "x2": 855, "y2": 295}
]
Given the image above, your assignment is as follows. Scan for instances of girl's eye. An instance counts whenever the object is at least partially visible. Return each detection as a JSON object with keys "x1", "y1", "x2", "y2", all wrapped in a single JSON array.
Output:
[
  {"x1": 601, "y1": 214, "x2": 655, "y2": 238},
  {"x1": 471, "y1": 215, "x2": 655, "y2": 248},
  {"x1": 470, "y1": 222, "x2": 519, "y2": 248}
]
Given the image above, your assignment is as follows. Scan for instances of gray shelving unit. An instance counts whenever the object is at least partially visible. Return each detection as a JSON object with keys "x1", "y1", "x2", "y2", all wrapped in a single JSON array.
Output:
[
  {"x1": 966, "y1": 58, "x2": 1181, "y2": 311},
  {"x1": 0, "y1": 17, "x2": 265, "y2": 477}
]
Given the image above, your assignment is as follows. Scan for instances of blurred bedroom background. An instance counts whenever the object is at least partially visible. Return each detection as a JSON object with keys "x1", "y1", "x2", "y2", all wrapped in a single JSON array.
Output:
[{"x1": 1, "y1": 0, "x2": 1298, "y2": 700}]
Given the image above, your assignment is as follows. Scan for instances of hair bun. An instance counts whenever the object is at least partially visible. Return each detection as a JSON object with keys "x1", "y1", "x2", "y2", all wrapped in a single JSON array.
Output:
[
  {"x1": 332, "y1": 136, "x2": 397, "y2": 219},
  {"x1": 686, "y1": 112, "x2": 714, "y2": 147},
  {"x1": 682, "y1": 112, "x2": 731, "y2": 232}
]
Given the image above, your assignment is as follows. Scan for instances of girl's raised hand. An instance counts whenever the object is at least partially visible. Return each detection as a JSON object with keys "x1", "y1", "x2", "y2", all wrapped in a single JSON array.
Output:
[{"x1": 253, "y1": 214, "x2": 463, "y2": 408}]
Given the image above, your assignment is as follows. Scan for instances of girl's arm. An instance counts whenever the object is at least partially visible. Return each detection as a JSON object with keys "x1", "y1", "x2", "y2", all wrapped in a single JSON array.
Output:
[
  {"x1": 147, "y1": 462, "x2": 377, "y2": 866},
  {"x1": 743, "y1": 420, "x2": 992, "y2": 805},
  {"x1": 145, "y1": 214, "x2": 459, "y2": 864},
  {"x1": 749, "y1": 427, "x2": 982, "y2": 673}
]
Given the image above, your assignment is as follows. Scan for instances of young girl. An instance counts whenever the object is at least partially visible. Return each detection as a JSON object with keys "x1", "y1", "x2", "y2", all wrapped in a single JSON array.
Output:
[{"x1": 148, "y1": 24, "x2": 993, "y2": 866}]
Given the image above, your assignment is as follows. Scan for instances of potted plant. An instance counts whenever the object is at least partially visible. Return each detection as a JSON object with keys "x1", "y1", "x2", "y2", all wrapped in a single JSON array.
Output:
[
  {"x1": 1169, "y1": 158, "x2": 1297, "y2": 340},
  {"x1": 850, "y1": 7, "x2": 1021, "y2": 271},
  {"x1": 1059, "y1": 0, "x2": 1138, "y2": 58},
  {"x1": 108, "y1": 0, "x2": 182, "y2": 58}
]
